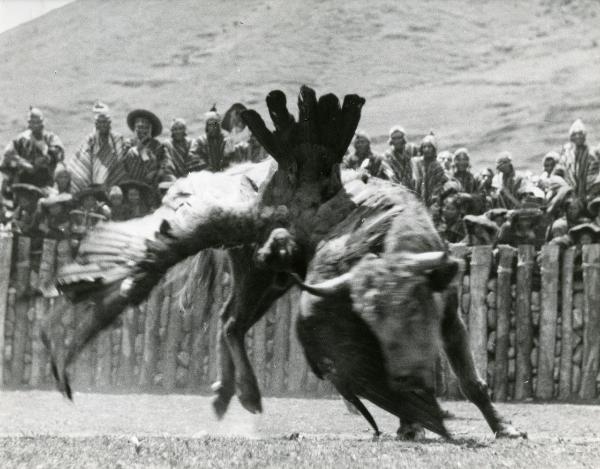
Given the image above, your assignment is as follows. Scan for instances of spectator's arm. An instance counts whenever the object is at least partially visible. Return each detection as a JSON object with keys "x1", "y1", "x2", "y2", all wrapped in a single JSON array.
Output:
[{"x1": 188, "y1": 138, "x2": 208, "y2": 172}]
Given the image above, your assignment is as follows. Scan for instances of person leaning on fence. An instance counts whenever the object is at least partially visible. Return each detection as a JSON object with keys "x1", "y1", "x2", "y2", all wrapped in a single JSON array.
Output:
[
  {"x1": 436, "y1": 192, "x2": 472, "y2": 243},
  {"x1": 119, "y1": 179, "x2": 153, "y2": 219},
  {"x1": 35, "y1": 193, "x2": 73, "y2": 239},
  {"x1": 67, "y1": 102, "x2": 128, "y2": 194},
  {"x1": 493, "y1": 151, "x2": 526, "y2": 209},
  {"x1": 557, "y1": 119, "x2": 599, "y2": 203},
  {"x1": 1, "y1": 107, "x2": 64, "y2": 191},
  {"x1": 107, "y1": 185, "x2": 128, "y2": 221},
  {"x1": 74, "y1": 184, "x2": 111, "y2": 226},
  {"x1": 546, "y1": 186, "x2": 588, "y2": 241},
  {"x1": 123, "y1": 109, "x2": 174, "y2": 187},
  {"x1": 10, "y1": 183, "x2": 45, "y2": 236},
  {"x1": 497, "y1": 208, "x2": 543, "y2": 248},
  {"x1": 461, "y1": 214, "x2": 499, "y2": 246}
]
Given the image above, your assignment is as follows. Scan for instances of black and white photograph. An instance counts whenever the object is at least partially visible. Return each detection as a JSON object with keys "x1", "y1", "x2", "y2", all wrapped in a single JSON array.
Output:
[{"x1": 0, "y1": 0, "x2": 599, "y2": 467}]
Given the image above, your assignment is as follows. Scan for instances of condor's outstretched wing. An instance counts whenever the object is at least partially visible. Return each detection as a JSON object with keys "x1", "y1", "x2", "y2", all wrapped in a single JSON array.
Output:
[{"x1": 57, "y1": 161, "x2": 278, "y2": 312}]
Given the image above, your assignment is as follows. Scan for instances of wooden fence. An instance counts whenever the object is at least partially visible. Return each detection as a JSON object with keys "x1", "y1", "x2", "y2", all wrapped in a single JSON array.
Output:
[{"x1": 0, "y1": 232, "x2": 599, "y2": 401}]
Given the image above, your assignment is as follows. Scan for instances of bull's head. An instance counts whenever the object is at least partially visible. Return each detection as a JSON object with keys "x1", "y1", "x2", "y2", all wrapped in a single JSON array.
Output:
[{"x1": 295, "y1": 251, "x2": 458, "y2": 391}]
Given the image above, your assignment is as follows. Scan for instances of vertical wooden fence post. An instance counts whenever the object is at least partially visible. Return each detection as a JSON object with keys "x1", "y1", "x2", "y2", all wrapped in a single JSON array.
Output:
[
  {"x1": 138, "y1": 283, "x2": 162, "y2": 388},
  {"x1": 11, "y1": 236, "x2": 31, "y2": 386},
  {"x1": 468, "y1": 246, "x2": 492, "y2": 380},
  {"x1": 251, "y1": 311, "x2": 268, "y2": 391},
  {"x1": 537, "y1": 244, "x2": 559, "y2": 399},
  {"x1": 271, "y1": 291, "x2": 292, "y2": 395},
  {"x1": 559, "y1": 247, "x2": 575, "y2": 400},
  {"x1": 514, "y1": 245, "x2": 534, "y2": 400},
  {"x1": 0, "y1": 232, "x2": 14, "y2": 386},
  {"x1": 494, "y1": 245, "x2": 515, "y2": 401},
  {"x1": 446, "y1": 244, "x2": 469, "y2": 399},
  {"x1": 580, "y1": 245, "x2": 600, "y2": 399},
  {"x1": 287, "y1": 287, "x2": 305, "y2": 394},
  {"x1": 30, "y1": 238, "x2": 56, "y2": 387},
  {"x1": 164, "y1": 276, "x2": 183, "y2": 391}
]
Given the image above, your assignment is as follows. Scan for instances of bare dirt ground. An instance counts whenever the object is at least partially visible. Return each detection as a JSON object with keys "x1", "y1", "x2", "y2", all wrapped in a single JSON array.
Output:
[
  {"x1": 1, "y1": 0, "x2": 600, "y2": 171},
  {"x1": 1, "y1": 391, "x2": 599, "y2": 468}
]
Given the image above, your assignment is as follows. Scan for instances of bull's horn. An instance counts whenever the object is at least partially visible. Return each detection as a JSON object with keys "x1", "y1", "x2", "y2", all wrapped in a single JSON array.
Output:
[
  {"x1": 402, "y1": 251, "x2": 448, "y2": 269},
  {"x1": 290, "y1": 272, "x2": 352, "y2": 297}
]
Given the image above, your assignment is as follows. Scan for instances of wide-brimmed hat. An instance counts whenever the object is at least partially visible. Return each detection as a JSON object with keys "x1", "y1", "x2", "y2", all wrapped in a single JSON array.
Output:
[
  {"x1": 119, "y1": 179, "x2": 154, "y2": 199},
  {"x1": 75, "y1": 184, "x2": 108, "y2": 203},
  {"x1": 587, "y1": 196, "x2": 600, "y2": 216},
  {"x1": 547, "y1": 185, "x2": 574, "y2": 215},
  {"x1": 127, "y1": 109, "x2": 163, "y2": 137},
  {"x1": 40, "y1": 192, "x2": 73, "y2": 209},
  {"x1": 221, "y1": 103, "x2": 247, "y2": 132},
  {"x1": 485, "y1": 208, "x2": 508, "y2": 220},
  {"x1": 11, "y1": 183, "x2": 45, "y2": 198},
  {"x1": 463, "y1": 214, "x2": 499, "y2": 236},
  {"x1": 510, "y1": 208, "x2": 543, "y2": 225},
  {"x1": 569, "y1": 223, "x2": 600, "y2": 240}
]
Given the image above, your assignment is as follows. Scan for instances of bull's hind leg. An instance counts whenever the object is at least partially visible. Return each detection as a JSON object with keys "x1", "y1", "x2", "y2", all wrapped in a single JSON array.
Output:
[{"x1": 440, "y1": 287, "x2": 526, "y2": 438}]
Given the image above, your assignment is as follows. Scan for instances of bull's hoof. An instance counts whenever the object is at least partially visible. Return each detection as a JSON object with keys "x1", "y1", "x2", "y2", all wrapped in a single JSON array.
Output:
[
  {"x1": 212, "y1": 394, "x2": 231, "y2": 420},
  {"x1": 50, "y1": 359, "x2": 73, "y2": 401},
  {"x1": 396, "y1": 422, "x2": 425, "y2": 441},
  {"x1": 237, "y1": 392, "x2": 263, "y2": 414},
  {"x1": 495, "y1": 424, "x2": 527, "y2": 439},
  {"x1": 235, "y1": 374, "x2": 263, "y2": 414}
]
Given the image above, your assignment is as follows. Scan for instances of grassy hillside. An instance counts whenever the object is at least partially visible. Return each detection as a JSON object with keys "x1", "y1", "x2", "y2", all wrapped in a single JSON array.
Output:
[{"x1": 1, "y1": 0, "x2": 599, "y2": 171}]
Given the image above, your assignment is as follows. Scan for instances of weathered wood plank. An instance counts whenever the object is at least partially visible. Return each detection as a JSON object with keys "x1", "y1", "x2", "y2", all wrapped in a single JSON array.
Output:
[
  {"x1": 138, "y1": 282, "x2": 163, "y2": 388},
  {"x1": 580, "y1": 245, "x2": 600, "y2": 399},
  {"x1": 286, "y1": 287, "x2": 305, "y2": 393},
  {"x1": 537, "y1": 244, "x2": 559, "y2": 399},
  {"x1": 11, "y1": 236, "x2": 31, "y2": 385},
  {"x1": 468, "y1": 246, "x2": 492, "y2": 380},
  {"x1": 494, "y1": 245, "x2": 515, "y2": 401},
  {"x1": 514, "y1": 245, "x2": 534, "y2": 400},
  {"x1": 0, "y1": 232, "x2": 14, "y2": 386},
  {"x1": 251, "y1": 309, "x2": 268, "y2": 390},
  {"x1": 446, "y1": 244, "x2": 470, "y2": 399},
  {"x1": 559, "y1": 247, "x2": 575, "y2": 400},
  {"x1": 30, "y1": 238, "x2": 56, "y2": 387},
  {"x1": 117, "y1": 306, "x2": 137, "y2": 388},
  {"x1": 163, "y1": 278, "x2": 183, "y2": 391},
  {"x1": 271, "y1": 291, "x2": 292, "y2": 395}
]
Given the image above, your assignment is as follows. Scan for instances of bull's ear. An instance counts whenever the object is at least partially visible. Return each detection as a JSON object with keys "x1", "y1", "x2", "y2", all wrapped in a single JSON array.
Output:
[{"x1": 427, "y1": 259, "x2": 459, "y2": 291}]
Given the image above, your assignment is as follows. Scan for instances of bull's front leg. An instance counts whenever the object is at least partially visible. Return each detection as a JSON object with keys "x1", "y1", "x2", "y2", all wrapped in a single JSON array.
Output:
[
  {"x1": 211, "y1": 295, "x2": 237, "y2": 419},
  {"x1": 441, "y1": 287, "x2": 526, "y2": 439}
]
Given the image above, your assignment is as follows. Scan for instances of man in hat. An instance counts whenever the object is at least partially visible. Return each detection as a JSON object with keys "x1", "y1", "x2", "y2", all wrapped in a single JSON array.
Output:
[
  {"x1": 189, "y1": 106, "x2": 237, "y2": 173},
  {"x1": 452, "y1": 148, "x2": 476, "y2": 194},
  {"x1": 123, "y1": 109, "x2": 174, "y2": 187},
  {"x1": 11, "y1": 183, "x2": 46, "y2": 235},
  {"x1": 74, "y1": 184, "x2": 111, "y2": 226},
  {"x1": 557, "y1": 119, "x2": 599, "y2": 202},
  {"x1": 414, "y1": 133, "x2": 448, "y2": 207},
  {"x1": 119, "y1": 180, "x2": 153, "y2": 219},
  {"x1": 342, "y1": 130, "x2": 379, "y2": 170},
  {"x1": 1, "y1": 107, "x2": 64, "y2": 190},
  {"x1": 493, "y1": 151, "x2": 526, "y2": 209},
  {"x1": 67, "y1": 102, "x2": 128, "y2": 194},
  {"x1": 462, "y1": 214, "x2": 499, "y2": 246},
  {"x1": 379, "y1": 126, "x2": 416, "y2": 190},
  {"x1": 546, "y1": 186, "x2": 588, "y2": 241},
  {"x1": 497, "y1": 208, "x2": 543, "y2": 248},
  {"x1": 36, "y1": 193, "x2": 73, "y2": 239},
  {"x1": 162, "y1": 118, "x2": 201, "y2": 178}
]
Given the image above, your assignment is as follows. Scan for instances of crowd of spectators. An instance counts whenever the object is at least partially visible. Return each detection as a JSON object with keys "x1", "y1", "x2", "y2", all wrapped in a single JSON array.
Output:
[
  {"x1": 1, "y1": 102, "x2": 599, "y2": 253},
  {"x1": 341, "y1": 120, "x2": 600, "y2": 250},
  {"x1": 0, "y1": 102, "x2": 267, "y2": 252}
]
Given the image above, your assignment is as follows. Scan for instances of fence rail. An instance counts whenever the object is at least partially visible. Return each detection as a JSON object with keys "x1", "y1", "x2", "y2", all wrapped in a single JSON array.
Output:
[{"x1": 0, "y1": 232, "x2": 599, "y2": 401}]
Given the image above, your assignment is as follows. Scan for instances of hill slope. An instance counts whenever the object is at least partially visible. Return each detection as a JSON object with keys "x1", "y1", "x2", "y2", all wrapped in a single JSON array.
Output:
[{"x1": 1, "y1": 0, "x2": 599, "y2": 171}]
